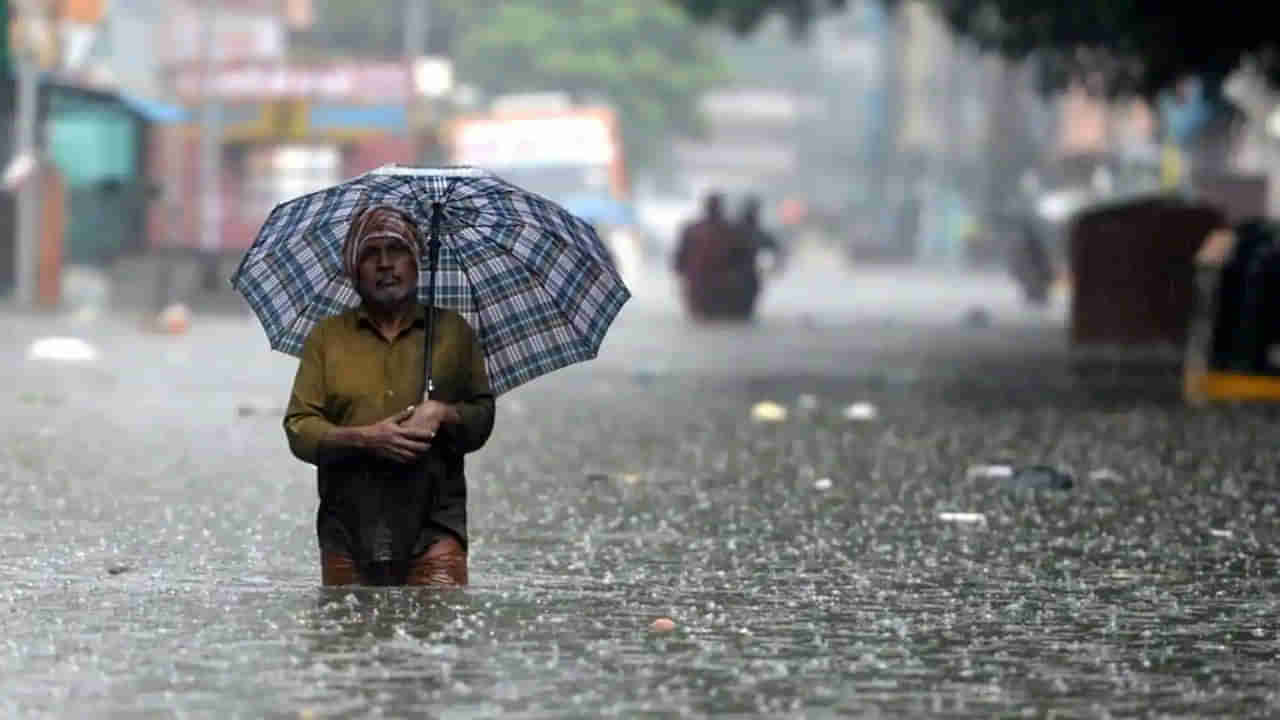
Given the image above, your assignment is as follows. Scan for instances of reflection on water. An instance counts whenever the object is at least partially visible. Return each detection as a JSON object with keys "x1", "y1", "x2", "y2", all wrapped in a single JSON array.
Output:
[{"x1": 1, "y1": 311, "x2": 1279, "y2": 717}]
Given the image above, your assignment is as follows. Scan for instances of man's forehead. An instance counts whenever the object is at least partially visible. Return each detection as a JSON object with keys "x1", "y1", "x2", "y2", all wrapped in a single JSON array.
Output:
[{"x1": 360, "y1": 233, "x2": 413, "y2": 250}]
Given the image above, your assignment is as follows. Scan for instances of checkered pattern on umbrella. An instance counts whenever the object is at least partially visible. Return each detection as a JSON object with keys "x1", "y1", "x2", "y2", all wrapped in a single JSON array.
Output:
[{"x1": 229, "y1": 166, "x2": 630, "y2": 395}]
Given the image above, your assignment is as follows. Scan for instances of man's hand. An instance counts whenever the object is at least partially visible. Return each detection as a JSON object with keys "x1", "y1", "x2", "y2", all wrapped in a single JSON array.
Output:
[
  {"x1": 362, "y1": 407, "x2": 435, "y2": 464},
  {"x1": 400, "y1": 400, "x2": 462, "y2": 439}
]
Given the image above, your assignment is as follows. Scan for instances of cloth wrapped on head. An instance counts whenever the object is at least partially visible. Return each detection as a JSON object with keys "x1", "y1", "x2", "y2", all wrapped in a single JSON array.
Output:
[{"x1": 342, "y1": 205, "x2": 424, "y2": 284}]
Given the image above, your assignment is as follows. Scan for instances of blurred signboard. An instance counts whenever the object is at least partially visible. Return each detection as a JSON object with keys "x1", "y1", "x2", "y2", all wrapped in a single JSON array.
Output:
[
  {"x1": 58, "y1": 0, "x2": 106, "y2": 24},
  {"x1": 449, "y1": 108, "x2": 617, "y2": 169},
  {"x1": 174, "y1": 61, "x2": 411, "y2": 104},
  {"x1": 163, "y1": 8, "x2": 285, "y2": 65},
  {"x1": 447, "y1": 106, "x2": 627, "y2": 200}
]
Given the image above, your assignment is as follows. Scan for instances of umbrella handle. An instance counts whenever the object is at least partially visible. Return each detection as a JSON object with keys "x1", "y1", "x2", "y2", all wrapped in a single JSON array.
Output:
[{"x1": 423, "y1": 201, "x2": 443, "y2": 400}]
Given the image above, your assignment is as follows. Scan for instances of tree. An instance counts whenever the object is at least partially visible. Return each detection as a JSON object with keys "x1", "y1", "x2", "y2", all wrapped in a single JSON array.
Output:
[
  {"x1": 672, "y1": 0, "x2": 848, "y2": 36},
  {"x1": 673, "y1": 0, "x2": 1280, "y2": 98},
  {"x1": 300, "y1": 0, "x2": 725, "y2": 175},
  {"x1": 928, "y1": 1, "x2": 1280, "y2": 99},
  {"x1": 446, "y1": 0, "x2": 724, "y2": 176}
]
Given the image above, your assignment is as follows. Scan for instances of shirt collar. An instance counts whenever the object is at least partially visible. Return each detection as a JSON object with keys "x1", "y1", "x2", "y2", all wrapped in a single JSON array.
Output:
[{"x1": 354, "y1": 302, "x2": 428, "y2": 331}]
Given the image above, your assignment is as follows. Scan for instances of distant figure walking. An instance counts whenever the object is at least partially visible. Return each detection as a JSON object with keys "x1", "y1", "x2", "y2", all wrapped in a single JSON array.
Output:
[
  {"x1": 674, "y1": 192, "x2": 760, "y2": 321},
  {"x1": 734, "y1": 195, "x2": 784, "y2": 311}
]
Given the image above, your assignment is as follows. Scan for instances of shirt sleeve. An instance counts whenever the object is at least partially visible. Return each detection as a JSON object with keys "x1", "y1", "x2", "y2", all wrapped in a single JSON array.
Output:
[
  {"x1": 283, "y1": 322, "x2": 337, "y2": 465},
  {"x1": 449, "y1": 322, "x2": 495, "y2": 454}
]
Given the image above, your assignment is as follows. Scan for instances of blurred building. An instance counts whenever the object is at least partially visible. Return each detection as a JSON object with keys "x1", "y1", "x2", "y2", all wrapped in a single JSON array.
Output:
[
  {"x1": 1, "y1": 0, "x2": 168, "y2": 299},
  {"x1": 671, "y1": 88, "x2": 812, "y2": 204},
  {"x1": 1227, "y1": 69, "x2": 1280, "y2": 217},
  {"x1": 0, "y1": 0, "x2": 465, "y2": 307},
  {"x1": 161, "y1": 58, "x2": 418, "y2": 256},
  {"x1": 12, "y1": 0, "x2": 464, "y2": 308}
]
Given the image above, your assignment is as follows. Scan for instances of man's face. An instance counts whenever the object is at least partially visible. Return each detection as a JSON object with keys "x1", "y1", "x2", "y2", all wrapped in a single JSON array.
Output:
[{"x1": 356, "y1": 234, "x2": 417, "y2": 308}]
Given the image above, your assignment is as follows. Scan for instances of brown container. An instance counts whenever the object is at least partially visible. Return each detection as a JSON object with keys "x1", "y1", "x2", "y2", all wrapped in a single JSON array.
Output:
[{"x1": 1069, "y1": 196, "x2": 1224, "y2": 347}]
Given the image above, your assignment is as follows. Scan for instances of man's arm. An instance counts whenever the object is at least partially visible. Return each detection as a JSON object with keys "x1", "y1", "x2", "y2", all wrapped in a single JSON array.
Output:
[
  {"x1": 284, "y1": 323, "x2": 431, "y2": 465},
  {"x1": 283, "y1": 323, "x2": 338, "y2": 465},
  {"x1": 411, "y1": 322, "x2": 495, "y2": 455},
  {"x1": 450, "y1": 337, "x2": 496, "y2": 453}
]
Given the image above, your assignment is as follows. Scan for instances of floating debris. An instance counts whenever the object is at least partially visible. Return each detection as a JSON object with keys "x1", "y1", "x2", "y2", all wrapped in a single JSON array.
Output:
[
  {"x1": 964, "y1": 306, "x2": 993, "y2": 328},
  {"x1": 26, "y1": 337, "x2": 99, "y2": 363},
  {"x1": 842, "y1": 402, "x2": 878, "y2": 422},
  {"x1": 18, "y1": 392, "x2": 62, "y2": 407},
  {"x1": 586, "y1": 472, "x2": 641, "y2": 485},
  {"x1": 750, "y1": 401, "x2": 788, "y2": 423},
  {"x1": 155, "y1": 303, "x2": 192, "y2": 335},
  {"x1": 966, "y1": 464, "x2": 1014, "y2": 480},
  {"x1": 1006, "y1": 465, "x2": 1073, "y2": 491},
  {"x1": 938, "y1": 512, "x2": 987, "y2": 525},
  {"x1": 236, "y1": 398, "x2": 286, "y2": 418},
  {"x1": 1088, "y1": 468, "x2": 1125, "y2": 483},
  {"x1": 1209, "y1": 529, "x2": 1233, "y2": 539},
  {"x1": 650, "y1": 617, "x2": 676, "y2": 632},
  {"x1": 814, "y1": 477, "x2": 833, "y2": 491},
  {"x1": 107, "y1": 565, "x2": 132, "y2": 576}
]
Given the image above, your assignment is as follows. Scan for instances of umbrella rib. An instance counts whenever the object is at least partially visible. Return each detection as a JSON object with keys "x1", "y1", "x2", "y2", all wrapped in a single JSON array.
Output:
[
  {"x1": 442, "y1": 219, "x2": 619, "y2": 280},
  {"x1": 447, "y1": 231, "x2": 608, "y2": 356}
]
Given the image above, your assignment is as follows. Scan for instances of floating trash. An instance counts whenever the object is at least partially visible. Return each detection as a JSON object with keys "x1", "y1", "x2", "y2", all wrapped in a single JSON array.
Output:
[
  {"x1": 18, "y1": 392, "x2": 62, "y2": 407},
  {"x1": 842, "y1": 402, "x2": 878, "y2": 422},
  {"x1": 963, "y1": 306, "x2": 993, "y2": 328},
  {"x1": 26, "y1": 337, "x2": 99, "y2": 363},
  {"x1": 1209, "y1": 529, "x2": 1233, "y2": 538},
  {"x1": 814, "y1": 477, "x2": 833, "y2": 491},
  {"x1": 966, "y1": 464, "x2": 1014, "y2": 480},
  {"x1": 586, "y1": 472, "x2": 641, "y2": 485},
  {"x1": 155, "y1": 303, "x2": 192, "y2": 335},
  {"x1": 650, "y1": 617, "x2": 676, "y2": 632},
  {"x1": 1007, "y1": 465, "x2": 1073, "y2": 491},
  {"x1": 938, "y1": 512, "x2": 987, "y2": 525},
  {"x1": 236, "y1": 398, "x2": 286, "y2": 418},
  {"x1": 107, "y1": 565, "x2": 132, "y2": 576},
  {"x1": 751, "y1": 401, "x2": 788, "y2": 423},
  {"x1": 1088, "y1": 468, "x2": 1125, "y2": 483}
]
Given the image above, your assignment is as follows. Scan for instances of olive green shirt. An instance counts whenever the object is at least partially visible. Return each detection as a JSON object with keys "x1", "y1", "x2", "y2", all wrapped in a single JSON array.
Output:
[{"x1": 283, "y1": 304, "x2": 495, "y2": 553}]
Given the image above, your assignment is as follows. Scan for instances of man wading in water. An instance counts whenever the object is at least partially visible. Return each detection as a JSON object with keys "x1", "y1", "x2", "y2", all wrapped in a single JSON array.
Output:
[{"x1": 284, "y1": 206, "x2": 495, "y2": 586}]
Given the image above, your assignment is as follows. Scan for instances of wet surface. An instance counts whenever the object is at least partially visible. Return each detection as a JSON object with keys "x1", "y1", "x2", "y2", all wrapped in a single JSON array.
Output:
[{"x1": 2, "y1": 259, "x2": 1279, "y2": 717}]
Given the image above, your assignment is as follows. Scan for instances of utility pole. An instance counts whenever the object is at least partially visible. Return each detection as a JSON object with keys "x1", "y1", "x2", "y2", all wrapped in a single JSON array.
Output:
[
  {"x1": 404, "y1": 0, "x2": 428, "y2": 59},
  {"x1": 10, "y1": 0, "x2": 42, "y2": 307},
  {"x1": 403, "y1": 0, "x2": 432, "y2": 163},
  {"x1": 197, "y1": 0, "x2": 222, "y2": 260}
]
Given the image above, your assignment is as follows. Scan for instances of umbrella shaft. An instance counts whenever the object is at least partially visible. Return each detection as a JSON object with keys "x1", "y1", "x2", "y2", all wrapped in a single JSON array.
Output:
[{"x1": 423, "y1": 202, "x2": 443, "y2": 399}]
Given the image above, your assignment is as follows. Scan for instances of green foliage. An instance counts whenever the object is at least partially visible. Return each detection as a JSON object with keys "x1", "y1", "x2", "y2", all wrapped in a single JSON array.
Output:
[
  {"x1": 447, "y1": 0, "x2": 724, "y2": 174},
  {"x1": 672, "y1": 0, "x2": 1280, "y2": 97},
  {"x1": 671, "y1": 0, "x2": 848, "y2": 36},
  {"x1": 301, "y1": 0, "x2": 725, "y2": 174},
  {"x1": 930, "y1": 0, "x2": 1280, "y2": 98}
]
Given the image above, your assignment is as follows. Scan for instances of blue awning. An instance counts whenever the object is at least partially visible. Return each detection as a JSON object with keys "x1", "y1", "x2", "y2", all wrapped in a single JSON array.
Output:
[
  {"x1": 118, "y1": 94, "x2": 189, "y2": 124},
  {"x1": 309, "y1": 103, "x2": 408, "y2": 133}
]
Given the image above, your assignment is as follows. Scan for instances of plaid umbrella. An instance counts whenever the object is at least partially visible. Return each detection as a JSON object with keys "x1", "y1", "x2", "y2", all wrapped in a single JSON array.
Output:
[{"x1": 229, "y1": 165, "x2": 630, "y2": 395}]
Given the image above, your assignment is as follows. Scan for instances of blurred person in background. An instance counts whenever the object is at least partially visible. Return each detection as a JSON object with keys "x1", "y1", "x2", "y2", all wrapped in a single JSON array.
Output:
[
  {"x1": 284, "y1": 206, "x2": 495, "y2": 586},
  {"x1": 738, "y1": 193, "x2": 785, "y2": 278},
  {"x1": 674, "y1": 191, "x2": 760, "y2": 322}
]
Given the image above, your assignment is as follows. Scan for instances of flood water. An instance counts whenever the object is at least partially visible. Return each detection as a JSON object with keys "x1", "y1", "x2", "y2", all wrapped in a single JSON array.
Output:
[{"x1": 2, "y1": 258, "x2": 1279, "y2": 718}]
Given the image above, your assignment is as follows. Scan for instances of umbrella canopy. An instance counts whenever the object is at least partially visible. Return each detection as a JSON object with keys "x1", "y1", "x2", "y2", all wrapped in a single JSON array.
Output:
[{"x1": 230, "y1": 165, "x2": 630, "y2": 394}]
